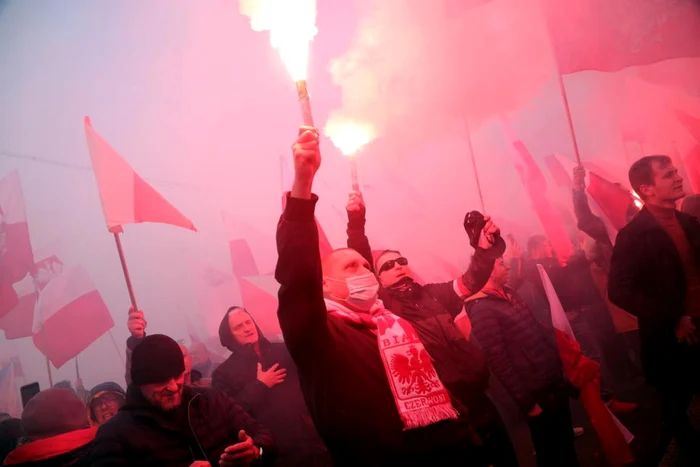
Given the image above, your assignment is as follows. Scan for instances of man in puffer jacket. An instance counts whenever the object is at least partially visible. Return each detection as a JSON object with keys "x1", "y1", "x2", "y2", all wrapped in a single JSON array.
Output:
[
  {"x1": 466, "y1": 257, "x2": 579, "y2": 467},
  {"x1": 3, "y1": 388, "x2": 96, "y2": 467},
  {"x1": 213, "y1": 307, "x2": 331, "y2": 466},
  {"x1": 86, "y1": 382, "x2": 126, "y2": 428}
]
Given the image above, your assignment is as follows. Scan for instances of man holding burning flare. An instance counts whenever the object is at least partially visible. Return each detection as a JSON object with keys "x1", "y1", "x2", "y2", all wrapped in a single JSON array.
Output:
[{"x1": 275, "y1": 126, "x2": 504, "y2": 466}]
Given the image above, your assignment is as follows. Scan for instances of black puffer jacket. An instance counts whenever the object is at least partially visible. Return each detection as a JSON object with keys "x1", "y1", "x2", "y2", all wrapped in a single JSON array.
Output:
[
  {"x1": 90, "y1": 386, "x2": 274, "y2": 466},
  {"x1": 466, "y1": 288, "x2": 564, "y2": 412},
  {"x1": 212, "y1": 309, "x2": 331, "y2": 466},
  {"x1": 347, "y1": 206, "x2": 498, "y2": 405}
]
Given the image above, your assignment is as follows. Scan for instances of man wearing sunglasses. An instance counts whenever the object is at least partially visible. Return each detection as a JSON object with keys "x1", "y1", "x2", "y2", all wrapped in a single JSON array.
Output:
[{"x1": 345, "y1": 191, "x2": 518, "y2": 467}]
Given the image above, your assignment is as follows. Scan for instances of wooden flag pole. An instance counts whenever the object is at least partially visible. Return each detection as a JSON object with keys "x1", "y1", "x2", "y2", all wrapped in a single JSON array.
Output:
[
  {"x1": 112, "y1": 231, "x2": 138, "y2": 311},
  {"x1": 461, "y1": 114, "x2": 486, "y2": 213},
  {"x1": 45, "y1": 355, "x2": 53, "y2": 387},
  {"x1": 74, "y1": 356, "x2": 81, "y2": 381},
  {"x1": 554, "y1": 71, "x2": 583, "y2": 166}
]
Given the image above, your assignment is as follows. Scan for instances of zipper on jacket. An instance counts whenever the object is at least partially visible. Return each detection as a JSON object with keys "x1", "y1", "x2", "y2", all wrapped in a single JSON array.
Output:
[{"x1": 187, "y1": 393, "x2": 210, "y2": 464}]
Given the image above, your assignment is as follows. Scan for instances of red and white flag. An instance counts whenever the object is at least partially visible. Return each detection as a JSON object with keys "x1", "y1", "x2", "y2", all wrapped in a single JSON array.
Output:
[
  {"x1": 544, "y1": 0, "x2": 700, "y2": 75},
  {"x1": 0, "y1": 171, "x2": 34, "y2": 317},
  {"x1": 0, "y1": 358, "x2": 22, "y2": 418},
  {"x1": 501, "y1": 120, "x2": 573, "y2": 262},
  {"x1": 239, "y1": 275, "x2": 282, "y2": 341},
  {"x1": 191, "y1": 261, "x2": 240, "y2": 337},
  {"x1": 84, "y1": 117, "x2": 196, "y2": 233},
  {"x1": 33, "y1": 265, "x2": 114, "y2": 369}
]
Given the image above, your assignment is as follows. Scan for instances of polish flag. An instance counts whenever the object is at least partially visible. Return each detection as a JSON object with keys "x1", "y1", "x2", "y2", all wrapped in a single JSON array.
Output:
[
  {"x1": 33, "y1": 266, "x2": 114, "y2": 369},
  {"x1": 501, "y1": 120, "x2": 573, "y2": 262},
  {"x1": 191, "y1": 260, "x2": 240, "y2": 337},
  {"x1": 538, "y1": 265, "x2": 635, "y2": 465},
  {"x1": 84, "y1": 117, "x2": 196, "y2": 233},
  {"x1": 222, "y1": 213, "x2": 269, "y2": 276},
  {"x1": 0, "y1": 171, "x2": 34, "y2": 317},
  {"x1": 239, "y1": 275, "x2": 282, "y2": 341}
]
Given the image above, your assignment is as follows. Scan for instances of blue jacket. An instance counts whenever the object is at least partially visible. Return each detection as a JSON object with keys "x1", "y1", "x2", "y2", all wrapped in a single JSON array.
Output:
[{"x1": 466, "y1": 288, "x2": 564, "y2": 412}]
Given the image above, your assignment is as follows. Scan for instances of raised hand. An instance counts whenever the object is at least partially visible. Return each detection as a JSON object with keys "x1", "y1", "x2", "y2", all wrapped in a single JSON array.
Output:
[
  {"x1": 573, "y1": 165, "x2": 586, "y2": 189},
  {"x1": 346, "y1": 191, "x2": 365, "y2": 213},
  {"x1": 477, "y1": 216, "x2": 501, "y2": 250},
  {"x1": 256, "y1": 362, "x2": 287, "y2": 388},
  {"x1": 127, "y1": 307, "x2": 147, "y2": 338},
  {"x1": 291, "y1": 126, "x2": 320, "y2": 199}
]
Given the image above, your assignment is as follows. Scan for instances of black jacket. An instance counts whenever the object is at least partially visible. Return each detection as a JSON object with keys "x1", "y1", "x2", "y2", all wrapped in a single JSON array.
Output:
[
  {"x1": 346, "y1": 206, "x2": 496, "y2": 404},
  {"x1": 275, "y1": 195, "x2": 483, "y2": 467},
  {"x1": 608, "y1": 206, "x2": 700, "y2": 385},
  {"x1": 466, "y1": 289, "x2": 564, "y2": 412},
  {"x1": 212, "y1": 312, "x2": 330, "y2": 466},
  {"x1": 90, "y1": 386, "x2": 274, "y2": 466}
]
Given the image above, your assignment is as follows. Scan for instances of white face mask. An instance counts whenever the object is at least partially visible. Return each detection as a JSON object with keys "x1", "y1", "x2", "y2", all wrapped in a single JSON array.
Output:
[{"x1": 325, "y1": 272, "x2": 380, "y2": 311}]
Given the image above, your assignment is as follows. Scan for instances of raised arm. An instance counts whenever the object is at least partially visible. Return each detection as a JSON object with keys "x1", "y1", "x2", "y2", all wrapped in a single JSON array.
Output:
[
  {"x1": 275, "y1": 127, "x2": 332, "y2": 363},
  {"x1": 572, "y1": 166, "x2": 612, "y2": 247},
  {"x1": 346, "y1": 190, "x2": 374, "y2": 270},
  {"x1": 423, "y1": 215, "x2": 506, "y2": 318}
]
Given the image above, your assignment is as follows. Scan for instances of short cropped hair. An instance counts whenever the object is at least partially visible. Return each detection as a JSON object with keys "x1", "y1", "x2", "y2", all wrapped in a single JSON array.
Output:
[{"x1": 628, "y1": 155, "x2": 672, "y2": 199}]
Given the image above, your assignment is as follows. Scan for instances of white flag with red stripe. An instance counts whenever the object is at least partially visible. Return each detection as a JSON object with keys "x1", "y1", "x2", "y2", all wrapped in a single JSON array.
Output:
[
  {"x1": 84, "y1": 117, "x2": 196, "y2": 233},
  {"x1": 33, "y1": 266, "x2": 114, "y2": 369}
]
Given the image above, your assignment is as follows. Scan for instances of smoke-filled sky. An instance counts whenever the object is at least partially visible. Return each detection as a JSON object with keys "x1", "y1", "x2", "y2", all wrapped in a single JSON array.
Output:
[{"x1": 1, "y1": 0, "x2": 700, "y2": 391}]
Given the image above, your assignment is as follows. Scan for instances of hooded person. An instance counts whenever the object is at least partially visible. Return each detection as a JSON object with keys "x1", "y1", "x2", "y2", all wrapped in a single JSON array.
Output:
[
  {"x1": 86, "y1": 382, "x2": 126, "y2": 427},
  {"x1": 91, "y1": 334, "x2": 274, "y2": 466},
  {"x1": 3, "y1": 388, "x2": 96, "y2": 467},
  {"x1": 212, "y1": 307, "x2": 331, "y2": 467}
]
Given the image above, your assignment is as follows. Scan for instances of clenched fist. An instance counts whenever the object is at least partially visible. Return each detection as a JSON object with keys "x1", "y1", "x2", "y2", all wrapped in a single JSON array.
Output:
[
  {"x1": 127, "y1": 307, "x2": 147, "y2": 338},
  {"x1": 291, "y1": 127, "x2": 320, "y2": 200}
]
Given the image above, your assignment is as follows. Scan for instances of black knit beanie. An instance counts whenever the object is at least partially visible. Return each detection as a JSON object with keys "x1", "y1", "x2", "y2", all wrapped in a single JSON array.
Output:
[{"x1": 130, "y1": 334, "x2": 185, "y2": 386}]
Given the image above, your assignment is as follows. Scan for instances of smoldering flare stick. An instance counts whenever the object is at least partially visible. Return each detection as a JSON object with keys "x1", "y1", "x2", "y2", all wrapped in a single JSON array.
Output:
[{"x1": 296, "y1": 80, "x2": 314, "y2": 127}]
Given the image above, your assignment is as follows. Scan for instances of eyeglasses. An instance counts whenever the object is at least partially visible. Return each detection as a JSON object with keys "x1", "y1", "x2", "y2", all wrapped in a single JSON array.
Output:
[{"x1": 378, "y1": 257, "x2": 408, "y2": 274}]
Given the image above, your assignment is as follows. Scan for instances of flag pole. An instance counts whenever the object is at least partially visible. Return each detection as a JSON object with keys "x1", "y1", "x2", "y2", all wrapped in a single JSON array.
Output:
[
  {"x1": 74, "y1": 356, "x2": 80, "y2": 381},
  {"x1": 107, "y1": 330, "x2": 125, "y2": 365},
  {"x1": 461, "y1": 114, "x2": 486, "y2": 213},
  {"x1": 112, "y1": 231, "x2": 138, "y2": 311},
  {"x1": 555, "y1": 72, "x2": 583, "y2": 166},
  {"x1": 34, "y1": 292, "x2": 54, "y2": 387}
]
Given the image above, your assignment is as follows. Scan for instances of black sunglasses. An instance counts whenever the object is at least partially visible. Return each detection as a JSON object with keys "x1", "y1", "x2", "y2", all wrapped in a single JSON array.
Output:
[{"x1": 379, "y1": 257, "x2": 408, "y2": 274}]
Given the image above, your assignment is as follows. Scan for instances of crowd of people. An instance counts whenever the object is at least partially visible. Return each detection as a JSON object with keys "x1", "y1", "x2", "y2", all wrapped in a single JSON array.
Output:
[{"x1": 0, "y1": 127, "x2": 699, "y2": 466}]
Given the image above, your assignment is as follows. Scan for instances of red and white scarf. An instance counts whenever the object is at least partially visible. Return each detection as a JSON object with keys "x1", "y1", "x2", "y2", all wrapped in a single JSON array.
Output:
[{"x1": 325, "y1": 299, "x2": 459, "y2": 430}]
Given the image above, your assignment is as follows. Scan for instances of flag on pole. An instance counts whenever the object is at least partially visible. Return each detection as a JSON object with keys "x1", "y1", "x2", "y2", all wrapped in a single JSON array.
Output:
[
  {"x1": 84, "y1": 117, "x2": 196, "y2": 233},
  {"x1": 191, "y1": 261, "x2": 240, "y2": 337},
  {"x1": 543, "y1": 0, "x2": 700, "y2": 75},
  {"x1": 587, "y1": 172, "x2": 638, "y2": 230},
  {"x1": 33, "y1": 265, "x2": 114, "y2": 369},
  {"x1": 0, "y1": 171, "x2": 34, "y2": 317},
  {"x1": 501, "y1": 121, "x2": 573, "y2": 262},
  {"x1": 0, "y1": 358, "x2": 22, "y2": 418}
]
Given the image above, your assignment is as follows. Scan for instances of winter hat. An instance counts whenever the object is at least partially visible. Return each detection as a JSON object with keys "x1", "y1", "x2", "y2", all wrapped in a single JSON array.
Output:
[
  {"x1": 130, "y1": 334, "x2": 186, "y2": 386},
  {"x1": 87, "y1": 382, "x2": 126, "y2": 423},
  {"x1": 21, "y1": 388, "x2": 89, "y2": 440}
]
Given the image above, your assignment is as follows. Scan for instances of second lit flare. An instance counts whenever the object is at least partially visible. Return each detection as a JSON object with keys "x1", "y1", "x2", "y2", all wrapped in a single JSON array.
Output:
[{"x1": 326, "y1": 118, "x2": 376, "y2": 191}]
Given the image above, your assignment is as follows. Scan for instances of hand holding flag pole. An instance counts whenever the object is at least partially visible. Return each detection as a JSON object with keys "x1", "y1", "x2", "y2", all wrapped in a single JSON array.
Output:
[{"x1": 83, "y1": 117, "x2": 196, "y2": 315}]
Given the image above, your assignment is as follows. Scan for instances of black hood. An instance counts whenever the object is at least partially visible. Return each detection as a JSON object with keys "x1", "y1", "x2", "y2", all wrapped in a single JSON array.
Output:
[{"x1": 218, "y1": 307, "x2": 271, "y2": 354}]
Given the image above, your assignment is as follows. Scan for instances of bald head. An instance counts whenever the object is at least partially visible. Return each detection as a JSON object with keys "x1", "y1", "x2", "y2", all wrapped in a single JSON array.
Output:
[{"x1": 322, "y1": 248, "x2": 373, "y2": 304}]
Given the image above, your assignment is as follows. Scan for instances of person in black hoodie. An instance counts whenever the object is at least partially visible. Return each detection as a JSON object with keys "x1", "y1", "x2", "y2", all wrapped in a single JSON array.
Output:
[
  {"x1": 212, "y1": 306, "x2": 331, "y2": 466},
  {"x1": 275, "y1": 127, "x2": 504, "y2": 466},
  {"x1": 345, "y1": 191, "x2": 518, "y2": 466}
]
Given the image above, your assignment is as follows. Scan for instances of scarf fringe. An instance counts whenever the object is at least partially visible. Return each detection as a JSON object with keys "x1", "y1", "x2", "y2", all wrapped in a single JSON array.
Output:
[{"x1": 402, "y1": 404, "x2": 460, "y2": 430}]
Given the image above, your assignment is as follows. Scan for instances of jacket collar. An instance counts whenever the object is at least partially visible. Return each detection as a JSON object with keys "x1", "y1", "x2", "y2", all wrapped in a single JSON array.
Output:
[{"x1": 3, "y1": 428, "x2": 96, "y2": 465}]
